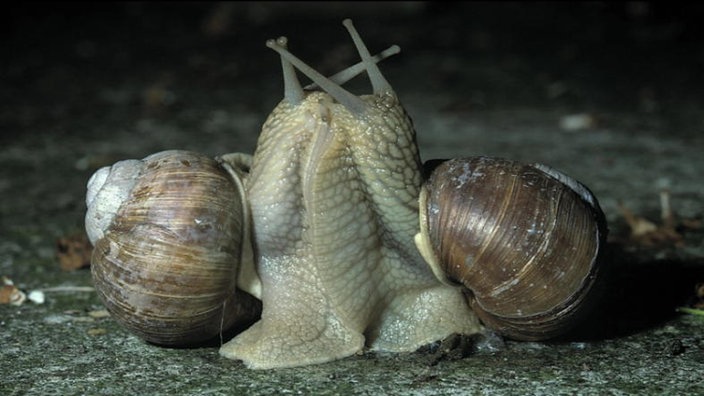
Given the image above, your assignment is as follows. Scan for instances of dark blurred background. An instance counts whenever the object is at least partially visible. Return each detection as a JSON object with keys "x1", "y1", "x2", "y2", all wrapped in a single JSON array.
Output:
[{"x1": 3, "y1": 2, "x2": 703, "y2": 146}]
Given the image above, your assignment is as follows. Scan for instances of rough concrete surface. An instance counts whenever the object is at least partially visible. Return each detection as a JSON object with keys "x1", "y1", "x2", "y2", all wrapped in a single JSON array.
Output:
[{"x1": 2, "y1": 3, "x2": 703, "y2": 395}]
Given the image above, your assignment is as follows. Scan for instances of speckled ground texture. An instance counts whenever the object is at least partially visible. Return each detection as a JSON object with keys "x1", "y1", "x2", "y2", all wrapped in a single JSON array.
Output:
[{"x1": 2, "y1": 2, "x2": 704, "y2": 395}]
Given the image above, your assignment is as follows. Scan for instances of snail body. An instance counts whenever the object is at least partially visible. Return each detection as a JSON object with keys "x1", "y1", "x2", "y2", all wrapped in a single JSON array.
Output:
[
  {"x1": 85, "y1": 150, "x2": 260, "y2": 345},
  {"x1": 219, "y1": 20, "x2": 479, "y2": 369},
  {"x1": 415, "y1": 157, "x2": 607, "y2": 340}
]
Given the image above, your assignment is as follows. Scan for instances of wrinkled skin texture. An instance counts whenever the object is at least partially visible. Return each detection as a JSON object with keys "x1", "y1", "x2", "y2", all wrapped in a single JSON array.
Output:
[{"x1": 219, "y1": 90, "x2": 480, "y2": 369}]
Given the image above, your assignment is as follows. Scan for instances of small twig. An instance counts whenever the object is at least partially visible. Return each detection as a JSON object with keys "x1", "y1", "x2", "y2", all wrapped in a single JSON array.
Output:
[
  {"x1": 37, "y1": 286, "x2": 95, "y2": 293},
  {"x1": 677, "y1": 307, "x2": 704, "y2": 316},
  {"x1": 660, "y1": 189, "x2": 675, "y2": 229}
]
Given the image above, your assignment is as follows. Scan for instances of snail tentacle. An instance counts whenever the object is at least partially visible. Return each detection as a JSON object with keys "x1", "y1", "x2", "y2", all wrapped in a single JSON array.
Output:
[
  {"x1": 342, "y1": 19, "x2": 395, "y2": 96},
  {"x1": 266, "y1": 35, "x2": 367, "y2": 115},
  {"x1": 304, "y1": 44, "x2": 400, "y2": 91},
  {"x1": 272, "y1": 37, "x2": 304, "y2": 105}
]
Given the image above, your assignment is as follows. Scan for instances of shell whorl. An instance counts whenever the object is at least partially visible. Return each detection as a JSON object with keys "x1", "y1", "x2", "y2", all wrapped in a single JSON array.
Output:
[
  {"x1": 86, "y1": 150, "x2": 260, "y2": 345},
  {"x1": 417, "y1": 157, "x2": 607, "y2": 340}
]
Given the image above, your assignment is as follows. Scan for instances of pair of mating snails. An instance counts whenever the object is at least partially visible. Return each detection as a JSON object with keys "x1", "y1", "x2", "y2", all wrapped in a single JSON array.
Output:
[{"x1": 85, "y1": 20, "x2": 607, "y2": 369}]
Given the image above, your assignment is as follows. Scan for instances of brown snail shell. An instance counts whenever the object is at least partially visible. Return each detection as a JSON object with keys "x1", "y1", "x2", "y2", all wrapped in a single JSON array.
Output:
[
  {"x1": 415, "y1": 157, "x2": 607, "y2": 340},
  {"x1": 85, "y1": 150, "x2": 260, "y2": 346}
]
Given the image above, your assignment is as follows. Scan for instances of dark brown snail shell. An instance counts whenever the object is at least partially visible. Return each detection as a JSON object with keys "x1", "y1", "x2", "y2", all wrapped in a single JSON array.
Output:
[{"x1": 416, "y1": 157, "x2": 607, "y2": 340}]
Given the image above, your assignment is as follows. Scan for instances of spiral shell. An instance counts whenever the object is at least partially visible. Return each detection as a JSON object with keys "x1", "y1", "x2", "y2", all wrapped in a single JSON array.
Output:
[
  {"x1": 415, "y1": 157, "x2": 607, "y2": 340},
  {"x1": 85, "y1": 150, "x2": 260, "y2": 345}
]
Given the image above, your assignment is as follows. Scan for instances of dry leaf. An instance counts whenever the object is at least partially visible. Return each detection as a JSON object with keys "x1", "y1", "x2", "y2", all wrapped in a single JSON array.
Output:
[
  {"x1": 87, "y1": 328, "x2": 108, "y2": 336},
  {"x1": 88, "y1": 310, "x2": 110, "y2": 319},
  {"x1": 0, "y1": 284, "x2": 26, "y2": 305},
  {"x1": 559, "y1": 113, "x2": 598, "y2": 132},
  {"x1": 56, "y1": 233, "x2": 93, "y2": 271},
  {"x1": 617, "y1": 190, "x2": 697, "y2": 247}
]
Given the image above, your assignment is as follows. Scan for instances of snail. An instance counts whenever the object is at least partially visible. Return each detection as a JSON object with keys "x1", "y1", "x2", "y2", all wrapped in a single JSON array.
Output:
[
  {"x1": 85, "y1": 150, "x2": 261, "y2": 345},
  {"x1": 414, "y1": 157, "x2": 607, "y2": 341},
  {"x1": 84, "y1": 19, "x2": 608, "y2": 369},
  {"x1": 218, "y1": 20, "x2": 479, "y2": 369}
]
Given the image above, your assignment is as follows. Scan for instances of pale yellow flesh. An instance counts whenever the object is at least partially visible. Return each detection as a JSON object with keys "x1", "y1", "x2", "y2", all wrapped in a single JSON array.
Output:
[{"x1": 219, "y1": 92, "x2": 480, "y2": 369}]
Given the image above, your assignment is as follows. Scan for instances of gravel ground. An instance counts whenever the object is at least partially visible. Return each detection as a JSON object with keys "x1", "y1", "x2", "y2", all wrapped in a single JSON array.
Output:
[{"x1": 2, "y1": 3, "x2": 703, "y2": 395}]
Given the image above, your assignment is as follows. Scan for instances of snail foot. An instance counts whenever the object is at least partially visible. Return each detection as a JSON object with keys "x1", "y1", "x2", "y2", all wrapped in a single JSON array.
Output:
[{"x1": 219, "y1": 308, "x2": 364, "y2": 369}]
